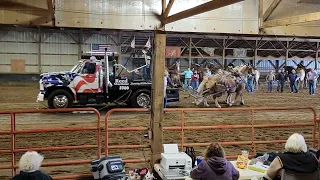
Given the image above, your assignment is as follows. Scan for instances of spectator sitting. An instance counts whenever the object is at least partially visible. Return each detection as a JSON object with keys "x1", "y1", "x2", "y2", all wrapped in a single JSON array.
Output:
[
  {"x1": 12, "y1": 151, "x2": 53, "y2": 180},
  {"x1": 190, "y1": 142, "x2": 239, "y2": 180},
  {"x1": 263, "y1": 133, "x2": 318, "y2": 180}
]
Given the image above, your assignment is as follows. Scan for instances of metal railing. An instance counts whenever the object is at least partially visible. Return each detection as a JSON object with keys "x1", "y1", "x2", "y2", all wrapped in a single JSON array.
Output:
[
  {"x1": 0, "y1": 108, "x2": 101, "y2": 179},
  {"x1": 105, "y1": 107, "x2": 317, "y2": 162}
]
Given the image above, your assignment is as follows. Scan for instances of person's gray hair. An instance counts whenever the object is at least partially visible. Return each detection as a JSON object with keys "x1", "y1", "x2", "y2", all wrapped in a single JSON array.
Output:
[
  {"x1": 285, "y1": 133, "x2": 308, "y2": 153},
  {"x1": 18, "y1": 151, "x2": 44, "y2": 172}
]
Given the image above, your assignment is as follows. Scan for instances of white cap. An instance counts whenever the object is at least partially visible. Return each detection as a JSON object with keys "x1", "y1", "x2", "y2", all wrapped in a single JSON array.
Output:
[{"x1": 90, "y1": 56, "x2": 97, "y2": 60}]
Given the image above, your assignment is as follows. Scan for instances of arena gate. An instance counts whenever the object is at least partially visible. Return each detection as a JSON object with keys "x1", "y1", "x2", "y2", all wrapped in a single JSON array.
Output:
[{"x1": 0, "y1": 107, "x2": 317, "y2": 179}]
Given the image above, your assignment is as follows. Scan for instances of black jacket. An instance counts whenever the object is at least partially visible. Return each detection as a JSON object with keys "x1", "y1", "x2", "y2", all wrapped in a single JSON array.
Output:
[
  {"x1": 278, "y1": 152, "x2": 318, "y2": 173},
  {"x1": 12, "y1": 170, "x2": 53, "y2": 180}
]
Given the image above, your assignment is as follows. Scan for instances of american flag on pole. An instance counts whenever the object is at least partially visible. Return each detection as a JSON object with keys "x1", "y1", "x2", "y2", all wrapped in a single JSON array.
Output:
[{"x1": 90, "y1": 44, "x2": 112, "y2": 56}]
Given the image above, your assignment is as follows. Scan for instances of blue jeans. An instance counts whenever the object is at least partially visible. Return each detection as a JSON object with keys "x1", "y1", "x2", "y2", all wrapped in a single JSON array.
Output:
[
  {"x1": 277, "y1": 81, "x2": 284, "y2": 92},
  {"x1": 164, "y1": 95, "x2": 167, "y2": 108},
  {"x1": 290, "y1": 81, "x2": 298, "y2": 93},
  {"x1": 142, "y1": 66, "x2": 150, "y2": 80},
  {"x1": 184, "y1": 78, "x2": 191, "y2": 91},
  {"x1": 191, "y1": 80, "x2": 199, "y2": 92},
  {"x1": 247, "y1": 80, "x2": 254, "y2": 92},
  {"x1": 309, "y1": 80, "x2": 315, "y2": 95},
  {"x1": 267, "y1": 80, "x2": 273, "y2": 92}
]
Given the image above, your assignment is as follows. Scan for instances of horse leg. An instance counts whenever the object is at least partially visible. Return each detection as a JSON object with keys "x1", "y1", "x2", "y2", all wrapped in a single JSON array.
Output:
[
  {"x1": 240, "y1": 93, "x2": 245, "y2": 105},
  {"x1": 204, "y1": 97, "x2": 209, "y2": 107},
  {"x1": 226, "y1": 94, "x2": 233, "y2": 107},
  {"x1": 214, "y1": 97, "x2": 221, "y2": 108}
]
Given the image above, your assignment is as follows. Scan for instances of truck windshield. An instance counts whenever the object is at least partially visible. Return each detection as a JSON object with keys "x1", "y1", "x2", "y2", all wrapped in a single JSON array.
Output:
[{"x1": 70, "y1": 62, "x2": 84, "y2": 73}]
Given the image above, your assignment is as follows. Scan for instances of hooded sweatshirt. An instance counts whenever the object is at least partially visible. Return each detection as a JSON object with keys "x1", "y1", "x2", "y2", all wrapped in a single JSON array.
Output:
[
  {"x1": 12, "y1": 170, "x2": 53, "y2": 180},
  {"x1": 190, "y1": 157, "x2": 239, "y2": 180}
]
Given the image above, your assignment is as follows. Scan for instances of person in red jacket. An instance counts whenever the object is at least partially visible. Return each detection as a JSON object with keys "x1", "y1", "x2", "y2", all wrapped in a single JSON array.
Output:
[{"x1": 191, "y1": 70, "x2": 200, "y2": 94}]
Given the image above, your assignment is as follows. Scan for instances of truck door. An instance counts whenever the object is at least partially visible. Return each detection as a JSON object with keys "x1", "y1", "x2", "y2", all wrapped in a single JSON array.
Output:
[{"x1": 74, "y1": 62, "x2": 100, "y2": 93}]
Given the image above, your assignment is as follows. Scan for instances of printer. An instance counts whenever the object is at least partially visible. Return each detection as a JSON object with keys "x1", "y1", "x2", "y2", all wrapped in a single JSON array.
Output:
[{"x1": 160, "y1": 144, "x2": 192, "y2": 171}]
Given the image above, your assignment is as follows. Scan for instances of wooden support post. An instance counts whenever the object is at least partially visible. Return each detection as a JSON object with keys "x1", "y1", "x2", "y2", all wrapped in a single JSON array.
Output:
[
  {"x1": 150, "y1": 32, "x2": 166, "y2": 167},
  {"x1": 258, "y1": 0, "x2": 263, "y2": 30},
  {"x1": 189, "y1": 37, "x2": 192, "y2": 68},
  {"x1": 38, "y1": 28, "x2": 42, "y2": 73},
  {"x1": 47, "y1": 0, "x2": 55, "y2": 26}
]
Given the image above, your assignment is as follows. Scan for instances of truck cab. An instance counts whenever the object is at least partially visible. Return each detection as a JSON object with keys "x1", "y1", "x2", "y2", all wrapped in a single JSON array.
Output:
[{"x1": 36, "y1": 53, "x2": 179, "y2": 109}]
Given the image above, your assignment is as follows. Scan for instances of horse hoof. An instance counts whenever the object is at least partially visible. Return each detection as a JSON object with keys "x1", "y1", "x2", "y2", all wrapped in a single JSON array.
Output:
[
  {"x1": 228, "y1": 104, "x2": 233, "y2": 107},
  {"x1": 240, "y1": 102, "x2": 245, "y2": 105},
  {"x1": 216, "y1": 105, "x2": 221, "y2": 108}
]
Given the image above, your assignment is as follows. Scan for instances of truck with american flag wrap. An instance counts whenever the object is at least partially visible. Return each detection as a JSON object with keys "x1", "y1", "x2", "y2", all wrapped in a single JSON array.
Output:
[{"x1": 36, "y1": 49, "x2": 179, "y2": 109}]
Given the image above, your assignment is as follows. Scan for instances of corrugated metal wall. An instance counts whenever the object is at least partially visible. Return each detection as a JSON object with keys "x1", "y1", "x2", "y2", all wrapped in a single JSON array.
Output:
[{"x1": 0, "y1": 30, "x2": 116, "y2": 73}]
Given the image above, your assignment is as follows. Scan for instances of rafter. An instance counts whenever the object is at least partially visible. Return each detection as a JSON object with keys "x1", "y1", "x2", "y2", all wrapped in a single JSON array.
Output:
[
  {"x1": 47, "y1": 0, "x2": 54, "y2": 25},
  {"x1": 162, "y1": 0, "x2": 174, "y2": 18},
  {"x1": 162, "y1": 0, "x2": 244, "y2": 25},
  {"x1": 263, "y1": 12, "x2": 320, "y2": 28},
  {"x1": 263, "y1": 0, "x2": 282, "y2": 22}
]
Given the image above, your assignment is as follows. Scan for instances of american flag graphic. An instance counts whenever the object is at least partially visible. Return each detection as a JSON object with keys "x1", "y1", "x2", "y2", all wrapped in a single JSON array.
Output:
[{"x1": 90, "y1": 44, "x2": 112, "y2": 56}]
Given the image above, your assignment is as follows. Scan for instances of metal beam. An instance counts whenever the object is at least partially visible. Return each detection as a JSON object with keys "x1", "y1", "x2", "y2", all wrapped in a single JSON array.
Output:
[
  {"x1": 263, "y1": 0, "x2": 282, "y2": 22},
  {"x1": 162, "y1": 0, "x2": 175, "y2": 19},
  {"x1": 263, "y1": 12, "x2": 320, "y2": 28},
  {"x1": 163, "y1": 0, "x2": 244, "y2": 25}
]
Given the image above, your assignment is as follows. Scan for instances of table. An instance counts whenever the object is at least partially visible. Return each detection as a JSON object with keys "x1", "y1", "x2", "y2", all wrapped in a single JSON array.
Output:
[
  {"x1": 153, "y1": 164, "x2": 191, "y2": 180},
  {"x1": 154, "y1": 161, "x2": 267, "y2": 180},
  {"x1": 230, "y1": 161, "x2": 266, "y2": 180}
]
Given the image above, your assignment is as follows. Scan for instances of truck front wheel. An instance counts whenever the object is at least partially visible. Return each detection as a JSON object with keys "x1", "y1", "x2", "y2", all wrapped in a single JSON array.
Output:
[
  {"x1": 130, "y1": 90, "x2": 151, "y2": 108},
  {"x1": 48, "y1": 89, "x2": 73, "y2": 109}
]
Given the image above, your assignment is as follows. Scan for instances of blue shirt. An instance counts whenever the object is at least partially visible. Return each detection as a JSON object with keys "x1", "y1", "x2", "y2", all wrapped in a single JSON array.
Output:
[
  {"x1": 288, "y1": 74, "x2": 297, "y2": 82},
  {"x1": 204, "y1": 71, "x2": 212, "y2": 77},
  {"x1": 183, "y1": 70, "x2": 193, "y2": 79}
]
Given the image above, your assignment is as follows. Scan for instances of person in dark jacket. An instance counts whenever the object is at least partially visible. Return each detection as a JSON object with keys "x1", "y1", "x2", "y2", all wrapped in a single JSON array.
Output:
[
  {"x1": 263, "y1": 133, "x2": 318, "y2": 180},
  {"x1": 276, "y1": 68, "x2": 286, "y2": 93},
  {"x1": 287, "y1": 69, "x2": 299, "y2": 93},
  {"x1": 12, "y1": 151, "x2": 53, "y2": 180},
  {"x1": 190, "y1": 142, "x2": 239, "y2": 180}
]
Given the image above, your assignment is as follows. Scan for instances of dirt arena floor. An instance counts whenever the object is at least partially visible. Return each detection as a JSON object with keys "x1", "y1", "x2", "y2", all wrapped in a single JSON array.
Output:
[{"x1": 0, "y1": 82, "x2": 319, "y2": 178}]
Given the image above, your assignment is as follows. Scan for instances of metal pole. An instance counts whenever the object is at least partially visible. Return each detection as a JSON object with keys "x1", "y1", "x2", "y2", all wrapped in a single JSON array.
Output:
[
  {"x1": 189, "y1": 37, "x2": 192, "y2": 69},
  {"x1": 104, "y1": 48, "x2": 109, "y2": 97},
  {"x1": 315, "y1": 42, "x2": 319, "y2": 70},
  {"x1": 38, "y1": 28, "x2": 42, "y2": 73}
]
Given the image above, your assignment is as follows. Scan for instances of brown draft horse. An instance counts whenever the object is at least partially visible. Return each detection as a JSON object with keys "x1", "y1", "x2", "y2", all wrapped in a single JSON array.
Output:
[
  {"x1": 167, "y1": 61, "x2": 181, "y2": 86},
  {"x1": 193, "y1": 65, "x2": 251, "y2": 108}
]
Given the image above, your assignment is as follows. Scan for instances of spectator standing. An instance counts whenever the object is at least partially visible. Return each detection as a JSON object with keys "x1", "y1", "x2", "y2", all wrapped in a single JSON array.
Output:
[
  {"x1": 182, "y1": 68, "x2": 193, "y2": 91},
  {"x1": 266, "y1": 70, "x2": 275, "y2": 92},
  {"x1": 191, "y1": 70, "x2": 200, "y2": 94},
  {"x1": 247, "y1": 73, "x2": 254, "y2": 93},
  {"x1": 307, "y1": 68, "x2": 317, "y2": 95},
  {"x1": 288, "y1": 69, "x2": 299, "y2": 93},
  {"x1": 276, "y1": 68, "x2": 286, "y2": 93}
]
